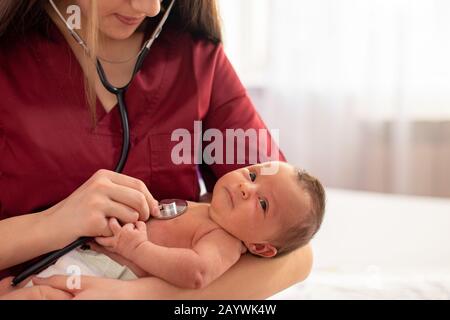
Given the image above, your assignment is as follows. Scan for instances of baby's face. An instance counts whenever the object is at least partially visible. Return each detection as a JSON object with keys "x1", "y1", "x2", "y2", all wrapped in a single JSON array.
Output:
[{"x1": 209, "y1": 162, "x2": 311, "y2": 248}]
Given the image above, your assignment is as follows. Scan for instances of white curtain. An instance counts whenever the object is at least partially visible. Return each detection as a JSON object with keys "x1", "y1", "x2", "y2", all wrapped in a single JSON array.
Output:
[{"x1": 218, "y1": 0, "x2": 450, "y2": 197}]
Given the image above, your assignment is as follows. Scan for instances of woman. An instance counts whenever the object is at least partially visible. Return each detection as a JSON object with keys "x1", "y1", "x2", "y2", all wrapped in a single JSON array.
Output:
[{"x1": 0, "y1": 0, "x2": 312, "y2": 299}]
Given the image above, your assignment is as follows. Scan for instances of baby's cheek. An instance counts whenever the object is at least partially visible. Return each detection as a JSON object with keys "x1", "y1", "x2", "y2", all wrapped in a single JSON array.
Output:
[{"x1": 243, "y1": 202, "x2": 258, "y2": 219}]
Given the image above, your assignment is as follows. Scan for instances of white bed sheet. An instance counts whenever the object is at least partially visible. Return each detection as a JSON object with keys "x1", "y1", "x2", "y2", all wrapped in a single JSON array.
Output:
[{"x1": 269, "y1": 189, "x2": 450, "y2": 300}]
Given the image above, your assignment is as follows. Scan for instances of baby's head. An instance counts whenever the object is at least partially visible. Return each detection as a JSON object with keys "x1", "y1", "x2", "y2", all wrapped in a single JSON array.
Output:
[{"x1": 209, "y1": 161, "x2": 326, "y2": 258}]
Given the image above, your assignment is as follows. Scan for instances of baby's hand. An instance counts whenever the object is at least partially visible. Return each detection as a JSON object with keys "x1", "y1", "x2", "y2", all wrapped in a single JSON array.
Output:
[{"x1": 95, "y1": 218, "x2": 148, "y2": 260}]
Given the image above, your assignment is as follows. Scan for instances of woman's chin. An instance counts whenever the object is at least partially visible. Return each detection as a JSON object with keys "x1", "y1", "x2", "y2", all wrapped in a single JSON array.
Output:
[{"x1": 103, "y1": 31, "x2": 136, "y2": 41}]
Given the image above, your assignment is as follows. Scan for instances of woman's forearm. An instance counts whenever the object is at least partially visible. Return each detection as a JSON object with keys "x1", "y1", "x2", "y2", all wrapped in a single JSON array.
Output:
[
  {"x1": 129, "y1": 244, "x2": 313, "y2": 300},
  {"x1": 0, "y1": 207, "x2": 75, "y2": 270}
]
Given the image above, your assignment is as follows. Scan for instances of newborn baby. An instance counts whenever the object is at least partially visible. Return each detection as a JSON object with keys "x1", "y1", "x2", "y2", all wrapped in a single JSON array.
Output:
[{"x1": 27, "y1": 161, "x2": 326, "y2": 289}]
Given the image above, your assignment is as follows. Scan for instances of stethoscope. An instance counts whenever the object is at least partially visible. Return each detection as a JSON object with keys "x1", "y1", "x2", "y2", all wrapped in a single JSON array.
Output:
[{"x1": 11, "y1": 0, "x2": 187, "y2": 287}]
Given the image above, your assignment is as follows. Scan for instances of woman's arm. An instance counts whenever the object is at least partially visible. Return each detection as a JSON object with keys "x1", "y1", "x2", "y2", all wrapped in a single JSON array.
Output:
[{"x1": 0, "y1": 206, "x2": 71, "y2": 270}]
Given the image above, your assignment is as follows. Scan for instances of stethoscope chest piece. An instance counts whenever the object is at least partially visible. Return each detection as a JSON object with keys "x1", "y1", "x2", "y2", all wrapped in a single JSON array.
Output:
[{"x1": 155, "y1": 199, "x2": 189, "y2": 220}]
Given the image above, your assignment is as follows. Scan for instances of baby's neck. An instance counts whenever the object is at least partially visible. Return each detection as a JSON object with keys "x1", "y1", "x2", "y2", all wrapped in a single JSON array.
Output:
[
  {"x1": 186, "y1": 201, "x2": 222, "y2": 227},
  {"x1": 186, "y1": 201, "x2": 247, "y2": 254}
]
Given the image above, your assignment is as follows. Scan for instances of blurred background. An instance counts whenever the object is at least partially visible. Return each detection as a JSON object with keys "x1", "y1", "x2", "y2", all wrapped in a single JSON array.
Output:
[
  {"x1": 217, "y1": 0, "x2": 450, "y2": 299},
  {"x1": 218, "y1": 0, "x2": 450, "y2": 198}
]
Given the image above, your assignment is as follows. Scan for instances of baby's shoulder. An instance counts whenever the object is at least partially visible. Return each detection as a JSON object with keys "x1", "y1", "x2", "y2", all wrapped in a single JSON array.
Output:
[{"x1": 193, "y1": 227, "x2": 246, "y2": 260}]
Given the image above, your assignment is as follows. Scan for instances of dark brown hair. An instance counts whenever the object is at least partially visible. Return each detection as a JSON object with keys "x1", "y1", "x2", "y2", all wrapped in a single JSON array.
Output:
[
  {"x1": 275, "y1": 169, "x2": 326, "y2": 256},
  {"x1": 0, "y1": 0, "x2": 44, "y2": 37},
  {"x1": 168, "y1": 0, "x2": 222, "y2": 44}
]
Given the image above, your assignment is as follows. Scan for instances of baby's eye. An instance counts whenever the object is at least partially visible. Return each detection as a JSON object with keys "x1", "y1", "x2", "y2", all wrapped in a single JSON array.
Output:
[
  {"x1": 259, "y1": 198, "x2": 267, "y2": 212},
  {"x1": 249, "y1": 172, "x2": 257, "y2": 182}
]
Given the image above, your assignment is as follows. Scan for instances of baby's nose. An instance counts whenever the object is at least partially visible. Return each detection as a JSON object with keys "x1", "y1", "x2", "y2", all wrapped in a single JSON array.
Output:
[{"x1": 240, "y1": 183, "x2": 256, "y2": 200}]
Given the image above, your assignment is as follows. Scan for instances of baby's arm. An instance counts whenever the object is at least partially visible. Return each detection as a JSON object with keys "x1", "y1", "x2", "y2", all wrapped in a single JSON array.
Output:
[
  {"x1": 132, "y1": 229, "x2": 243, "y2": 289},
  {"x1": 96, "y1": 218, "x2": 243, "y2": 289}
]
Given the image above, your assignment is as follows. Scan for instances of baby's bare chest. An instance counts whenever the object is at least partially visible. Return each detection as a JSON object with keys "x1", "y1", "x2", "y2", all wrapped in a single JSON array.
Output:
[{"x1": 146, "y1": 209, "x2": 219, "y2": 249}]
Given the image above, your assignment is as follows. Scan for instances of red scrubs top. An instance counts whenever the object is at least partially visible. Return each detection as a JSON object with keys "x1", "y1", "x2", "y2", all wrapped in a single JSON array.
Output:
[{"x1": 0, "y1": 20, "x2": 285, "y2": 278}]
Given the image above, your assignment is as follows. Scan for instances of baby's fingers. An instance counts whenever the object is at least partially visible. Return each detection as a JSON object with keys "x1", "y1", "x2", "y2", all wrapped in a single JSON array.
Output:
[
  {"x1": 136, "y1": 221, "x2": 147, "y2": 233},
  {"x1": 109, "y1": 218, "x2": 122, "y2": 235}
]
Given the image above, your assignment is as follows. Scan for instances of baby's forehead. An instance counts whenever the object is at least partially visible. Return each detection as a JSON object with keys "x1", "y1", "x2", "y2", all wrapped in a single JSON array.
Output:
[
  {"x1": 263, "y1": 167, "x2": 310, "y2": 217},
  {"x1": 251, "y1": 162, "x2": 295, "y2": 177},
  {"x1": 274, "y1": 182, "x2": 308, "y2": 209}
]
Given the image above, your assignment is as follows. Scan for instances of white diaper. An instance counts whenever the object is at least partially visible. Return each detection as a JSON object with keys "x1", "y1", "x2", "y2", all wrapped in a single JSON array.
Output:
[{"x1": 25, "y1": 248, "x2": 137, "y2": 287}]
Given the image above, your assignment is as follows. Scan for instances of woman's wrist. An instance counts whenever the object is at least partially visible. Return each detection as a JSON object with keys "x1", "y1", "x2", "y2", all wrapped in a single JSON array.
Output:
[
  {"x1": 42, "y1": 205, "x2": 80, "y2": 249},
  {"x1": 0, "y1": 207, "x2": 78, "y2": 270}
]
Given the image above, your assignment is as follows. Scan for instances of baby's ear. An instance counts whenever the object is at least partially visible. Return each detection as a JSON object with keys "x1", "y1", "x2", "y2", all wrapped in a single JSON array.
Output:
[{"x1": 245, "y1": 243, "x2": 277, "y2": 258}]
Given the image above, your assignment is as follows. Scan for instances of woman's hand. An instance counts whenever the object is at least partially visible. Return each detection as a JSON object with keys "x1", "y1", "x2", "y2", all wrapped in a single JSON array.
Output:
[
  {"x1": 0, "y1": 285, "x2": 73, "y2": 300},
  {"x1": 47, "y1": 169, "x2": 160, "y2": 241},
  {"x1": 0, "y1": 276, "x2": 72, "y2": 300},
  {"x1": 31, "y1": 275, "x2": 133, "y2": 300},
  {"x1": 1, "y1": 275, "x2": 130, "y2": 300}
]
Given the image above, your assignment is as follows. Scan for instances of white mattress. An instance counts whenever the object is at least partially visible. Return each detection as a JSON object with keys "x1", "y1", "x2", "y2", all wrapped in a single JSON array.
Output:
[{"x1": 269, "y1": 189, "x2": 450, "y2": 300}]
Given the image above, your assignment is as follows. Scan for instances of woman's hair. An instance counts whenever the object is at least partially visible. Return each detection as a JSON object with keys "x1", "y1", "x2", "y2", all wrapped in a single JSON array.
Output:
[{"x1": 0, "y1": 0, "x2": 222, "y2": 127}]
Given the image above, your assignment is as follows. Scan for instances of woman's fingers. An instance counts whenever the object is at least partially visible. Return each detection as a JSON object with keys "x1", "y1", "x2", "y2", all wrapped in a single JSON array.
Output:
[
  {"x1": 31, "y1": 276, "x2": 69, "y2": 290},
  {"x1": 107, "y1": 184, "x2": 151, "y2": 222},
  {"x1": 105, "y1": 201, "x2": 139, "y2": 225},
  {"x1": 32, "y1": 275, "x2": 82, "y2": 295},
  {"x1": 106, "y1": 172, "x2": 159, "y2": 221}
]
